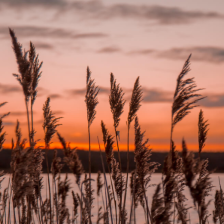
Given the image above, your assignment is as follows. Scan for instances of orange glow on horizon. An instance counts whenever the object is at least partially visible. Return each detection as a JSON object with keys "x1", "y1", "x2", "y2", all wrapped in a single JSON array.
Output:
[{"x1": 3, "y1": 142, "x2": 224, "y2": 152}]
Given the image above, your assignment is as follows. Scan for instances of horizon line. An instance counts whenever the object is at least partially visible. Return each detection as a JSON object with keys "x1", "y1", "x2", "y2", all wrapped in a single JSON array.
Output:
[{"x1": 3, "y1": 142, "x2": 224, "y2": 152}]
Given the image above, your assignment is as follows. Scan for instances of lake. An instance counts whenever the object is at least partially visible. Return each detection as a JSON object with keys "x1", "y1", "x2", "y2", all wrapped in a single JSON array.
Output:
[{"x1": 1, "y1": 173, "x2": 223, "y2": 224}]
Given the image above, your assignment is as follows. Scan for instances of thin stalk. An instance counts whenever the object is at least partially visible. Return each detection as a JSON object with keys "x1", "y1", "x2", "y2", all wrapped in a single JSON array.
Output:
[
  {"x1": 122, "y1": 124, "x2": 130, "y2": 223},
  {"x1": 27, "y1": 196, "x2": 31, "y2": 224},
  {"x1": 170, "y1": 113, "x2": 173, "y2": 164},
  {"x1": 53, "y1": 178, "x2": 59, "y2": 224},
  {"x1": 102, "y1": 134, "x2": 118, "y2": 224},
  {"x1": 114, "y1": 127, "x2": 122, "y2": 224},
  {"x1": 17, "y1": 206, "x2": 21, "y2": 224},
  {"x1": 173, "y1": 196, "x2": 176, "y2": 224},
  {"x1": 87, "y1": 125, "x2": 92, "y2": 224},
  {"x1": 108, "y1": 169, "x2": 117, "y2": 224},
  {"x1": 129, "y1": 171, "x2": 136, "y2": 224},
  {"x1": 12, "y1": 199, "x2": 17, "y2": 224},
  {"x1": 104, "y1": 159, "x2": 118, "y2": 224},
  {"x1": 37, "y1": 200, "x2": 42, "y2": 224},
  {"x1": 39, "y1": 180, "x2": 45, "y2": 224},
  {"x1": 30, "y1": 104, "x2": 34, "y2": 143},
  {"x1": 100, "y1": 188, "x2": 106, "y2": 214},
  {"x1": 143, "y1": 193, "x2": 150, "y2": 224},
  {"x1": 1, "y1": 178, "x2": 11, "y2": 224},
  {"x1": 25, "y1": 100, "x2": 31, "y2": 146},
  {"x1": 44, "y1": 147, "x2": 52, "y2": 223},
  {"x1": 7, "y1": 179, "x2": 13, "y2": 224}
]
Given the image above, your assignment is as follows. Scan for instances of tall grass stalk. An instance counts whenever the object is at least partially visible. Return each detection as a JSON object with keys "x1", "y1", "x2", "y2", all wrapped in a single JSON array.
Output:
[
  {"x1": 123, "y1": 77, "x2": 142, "y2": 223},
  {"x1": 85, "y1": 67, "x2": 99, "y2": 223}
]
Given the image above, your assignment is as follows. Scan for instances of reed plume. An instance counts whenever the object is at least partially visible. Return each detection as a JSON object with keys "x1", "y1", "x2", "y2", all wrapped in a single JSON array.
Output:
[
  {"x1": 43, "y1": 97, "x2": 62, "y2": 149},
  {"x1": 198, "y1": 109, "x2": 209, "y2": 156},
  {"x1": 171, "y1": 54, "x2": 204, "y2": 152},
  {"x1": 9, "y1": 28, "x2": 32, "y2": 102},
  {"x1": 9, "y1": 28, "x2": 42, "y2": 146},
  {"x1": 109, "y1": 73, "x2": 125, "y2": 130},
  {"x1": 101, "y1": 121, "x2": 108, "y2": 146}
]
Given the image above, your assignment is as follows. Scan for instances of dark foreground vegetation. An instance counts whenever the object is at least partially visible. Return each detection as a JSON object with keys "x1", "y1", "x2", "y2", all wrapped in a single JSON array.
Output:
[
  {"x1": 0, "y1": 28, "x2": 223, "y2": 223},
  {"x1": 1, "y1": 149, "x2": 224, "y2": 173}
]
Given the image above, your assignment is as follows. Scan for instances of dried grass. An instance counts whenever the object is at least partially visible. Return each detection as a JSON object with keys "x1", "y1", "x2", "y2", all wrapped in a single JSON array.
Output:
[{"x1": 0, "y1": 28, "x2": 222, "y2": 224}]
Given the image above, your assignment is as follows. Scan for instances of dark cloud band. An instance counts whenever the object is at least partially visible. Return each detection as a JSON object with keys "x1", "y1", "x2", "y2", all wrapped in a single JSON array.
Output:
[{"x1": 1, "y1": 1, "x2": 223, "y2": 25}]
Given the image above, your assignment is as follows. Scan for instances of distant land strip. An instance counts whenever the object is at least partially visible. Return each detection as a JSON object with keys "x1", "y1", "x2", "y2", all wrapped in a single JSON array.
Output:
[{"x1": 1, "y1": 149, "x2": 224, "y2": 173}]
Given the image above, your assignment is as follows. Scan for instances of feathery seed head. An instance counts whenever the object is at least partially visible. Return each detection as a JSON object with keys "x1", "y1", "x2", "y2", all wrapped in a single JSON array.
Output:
[
  {"x1": 10, "y1": 28, "x2": 42, "y2": 102},
  {"x1": 105, "y1": 134, "x2": 115, "y2": 165},
  {"x1": 109, "y1": 73, "x2": 125, "y2": 129},
  {"x1": 101, "y1": 120, "x2": 108, "y2": 146},
  {"x1": 171, "y1": 54, "x2": 204, "y2": 132},
  {"x1": 128, "y1": 77, "x2": 143, "y2": 126},
  {"x1": 198, "y1": 109, "x2": 209, "y2": 155},
  {"x1": 85, "y1": 67, "x2": 99, "y2": 126},
  {"x1": 43, "y1": 97, "x2": 62, "y2": 148}
]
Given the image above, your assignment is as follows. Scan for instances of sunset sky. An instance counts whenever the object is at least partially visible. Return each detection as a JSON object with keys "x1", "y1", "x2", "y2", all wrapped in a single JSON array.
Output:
[{"x1": 0, "y1": 0, "x2": 224, "y2": 151}]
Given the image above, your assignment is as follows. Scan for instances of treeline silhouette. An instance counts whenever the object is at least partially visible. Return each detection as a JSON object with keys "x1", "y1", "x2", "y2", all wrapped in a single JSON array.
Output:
[{"x1": 0, "y1": 149, "x2": 224, "y2": 173}]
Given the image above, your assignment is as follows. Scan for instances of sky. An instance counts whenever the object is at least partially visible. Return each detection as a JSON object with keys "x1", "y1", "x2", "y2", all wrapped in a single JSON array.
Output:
[{"x1": 0, "y1": 0, "x2": 224, "y2": 151}]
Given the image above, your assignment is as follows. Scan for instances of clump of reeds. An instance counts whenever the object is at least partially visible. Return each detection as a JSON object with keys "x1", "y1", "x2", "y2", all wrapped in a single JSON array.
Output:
[{"x1": 0, "y1": 28, "x2": 223, "y2": 224}]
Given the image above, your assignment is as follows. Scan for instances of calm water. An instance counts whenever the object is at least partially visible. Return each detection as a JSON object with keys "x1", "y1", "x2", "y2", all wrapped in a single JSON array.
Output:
[{"x1": 2, "y1": 173, "x2": 224, "y2": 224}]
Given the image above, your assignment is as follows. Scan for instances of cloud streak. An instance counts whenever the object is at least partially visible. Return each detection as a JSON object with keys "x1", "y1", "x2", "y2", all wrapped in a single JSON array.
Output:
[
  {"x1": 129, "y1": 46, "x2": 224, "y2": 63},
  {"x1": 0, "y1": 84, "x2": 21, "y2": 94},
  {"x1": 0, "y1": 26, "x2": 108, "y2": 40},
  {"x1": 66, "y1": 86, "x2": 110, "y2": 97},
  {"x1": 1, "y1": 1, "x2": 223, "y2": 25},
  {"x1": 143, "y1": 88, "x2": 173, "y2": 103},
  {"x1": 34, "y1": 42, "x2": 54, "y2": 50},
  {"x1": 200, "y1": 94, "x2": 224, "y2": 108},
  {"x1": 9, "y1": 111, "x2": 36, "y2": 116},
  {"x1": 3, "y1": 121, "x2": 15, "y2": 126},
  {"x1": 97, "y1": 46, "x2": 121, "y2": 53},
  {"x1": 67, "y1": 86, "x2": 224, "y2": 108},
  {"x1": 48, "y1": 94, "x2": 62, "y2": 99},
  {"x1": 157, "y1": 47, "x2": 224, "y2": 63}
]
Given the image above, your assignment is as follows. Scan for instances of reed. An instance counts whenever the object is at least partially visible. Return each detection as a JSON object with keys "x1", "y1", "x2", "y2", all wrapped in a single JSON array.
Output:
[{"x1": 0, "y1": 28, "x2": 222, "y2": 224}]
